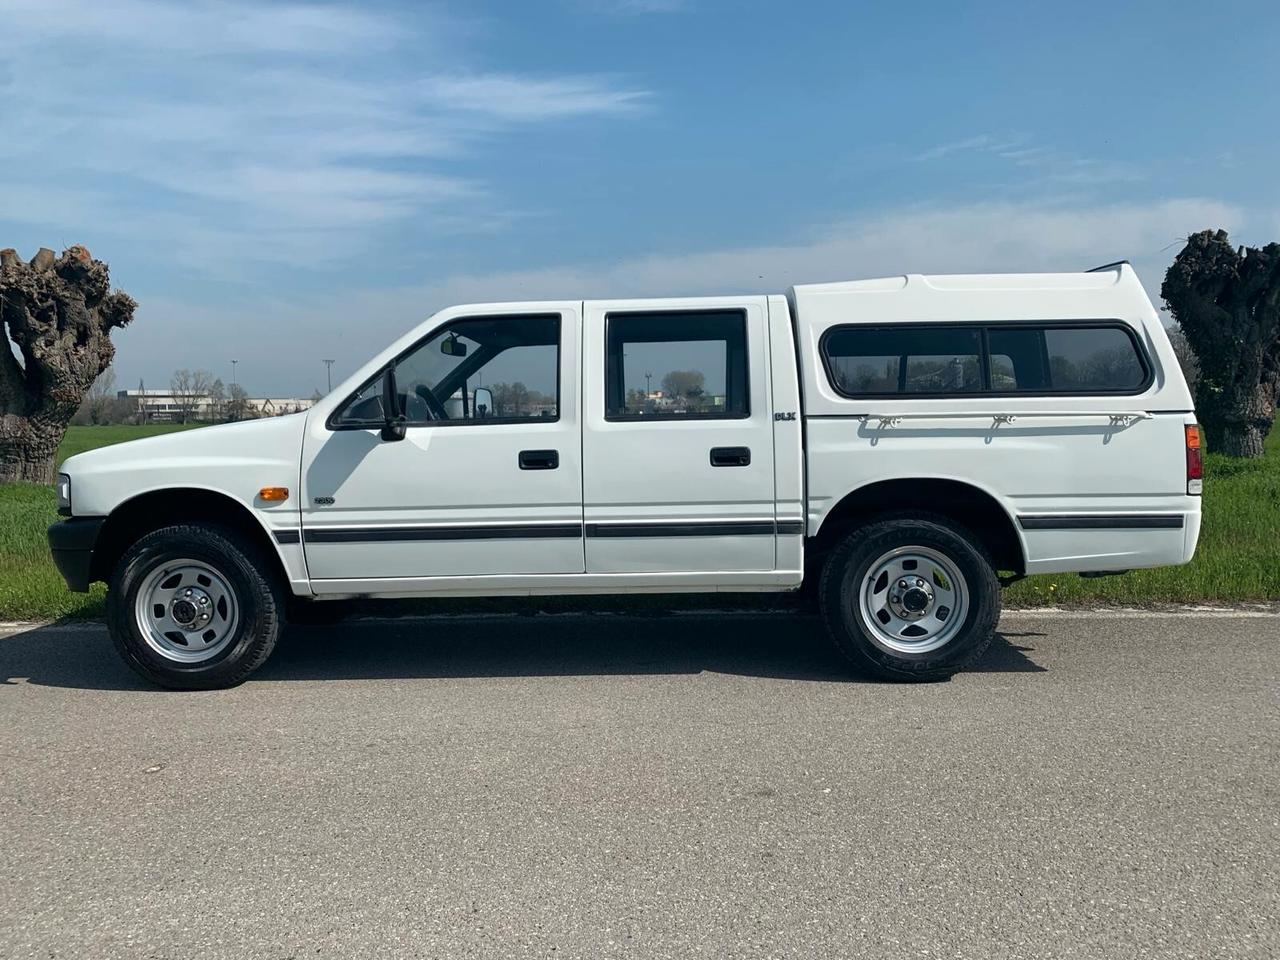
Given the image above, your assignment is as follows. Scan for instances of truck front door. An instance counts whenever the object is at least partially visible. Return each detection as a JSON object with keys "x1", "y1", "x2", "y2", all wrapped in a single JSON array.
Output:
[
  {"x1": 581, "y1": 298, "x2": 780, "y2": 575},
  {"x1": 299, "y1": 306, "x2": 584, "y2": 585}
]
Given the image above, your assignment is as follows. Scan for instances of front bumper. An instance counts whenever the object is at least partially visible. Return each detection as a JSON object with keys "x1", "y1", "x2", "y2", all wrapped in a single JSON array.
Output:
[{"x1": 47, "y1": 517, "x2": 105, "y2": 593}]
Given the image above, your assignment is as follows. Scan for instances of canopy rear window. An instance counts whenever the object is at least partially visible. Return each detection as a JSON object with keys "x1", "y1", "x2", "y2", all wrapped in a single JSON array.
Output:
[{"x1": 820, "y1": 322, "x2": 1151, "y2": 397}]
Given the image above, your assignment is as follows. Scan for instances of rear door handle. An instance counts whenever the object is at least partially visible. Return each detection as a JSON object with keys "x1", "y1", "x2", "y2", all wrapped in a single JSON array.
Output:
[
  {"x1": 519, "y1": 449, "x2": 559, "y2": 470},
  {"x1": 710, "y1": 446, "x2": 751, "y2": 467}
]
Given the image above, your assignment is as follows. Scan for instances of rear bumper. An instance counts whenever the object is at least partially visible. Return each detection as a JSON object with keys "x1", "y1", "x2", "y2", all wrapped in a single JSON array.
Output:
[
  {"x1": 1018, "y1": 505, "x2": 1199, "y2": 575},
  {"x1": 47, "y1": 517, "x2": 105, "y2": 593}
]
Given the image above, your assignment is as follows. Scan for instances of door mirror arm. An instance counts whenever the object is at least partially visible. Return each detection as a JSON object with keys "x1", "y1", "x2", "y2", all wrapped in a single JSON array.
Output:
[{"x1": 380, "y1": 365, "x2": 407, "y2": 442}]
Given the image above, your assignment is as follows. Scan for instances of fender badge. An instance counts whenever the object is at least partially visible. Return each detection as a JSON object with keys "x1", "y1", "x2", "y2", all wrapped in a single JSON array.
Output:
[{"x1": 313, "y1": 496, "x2": 335, "y2": 506}]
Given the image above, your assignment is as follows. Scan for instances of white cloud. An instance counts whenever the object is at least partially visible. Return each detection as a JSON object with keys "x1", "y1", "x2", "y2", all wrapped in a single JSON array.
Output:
[
  {"x1": 911, "y1": 135, "x2": 1021, "y2": 163},
  {"x1": 913, "y1": 134, "x2": 1143, "y2": 186},
  {"x1": 0, "y1": 1, "x2": 650, "y2": 270},
  {"x1": 0, "y1": 0, "x2": 401, "y2": 54},
  {"x1": 397, "y1": 199, "x2": 1241, "y2": 305},
  {"x1": 109, "y1": 197, "x2": 1250, "y2": 393},
  {"x1": 419, "y1": 74, "x2": 650, "y2": 121}
]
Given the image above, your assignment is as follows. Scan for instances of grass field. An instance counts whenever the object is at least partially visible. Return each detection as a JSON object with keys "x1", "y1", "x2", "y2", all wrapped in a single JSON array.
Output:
[
  {"x1": 53, "y1": 422, "x2": 199, "y2": 463},
  {"x1": 1004, "y1": 428, "x2": 1280, "y2": 606},
  {"x1": 0, "y1": 424, "x2": 197, "y2": 621},
  {"x1": 0, "y1": 423, "x2": 1277, "y2": 621}
]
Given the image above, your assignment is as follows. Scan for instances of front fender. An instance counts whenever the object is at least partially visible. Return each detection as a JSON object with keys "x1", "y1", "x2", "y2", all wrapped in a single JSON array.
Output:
[{"x1": 60, "y1": 416, "x2": 309, "y2": 592}]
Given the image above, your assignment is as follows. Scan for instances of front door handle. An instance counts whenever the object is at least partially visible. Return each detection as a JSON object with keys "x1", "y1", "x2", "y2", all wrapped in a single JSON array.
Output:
[
  {"x1": 710, "y1": 446, "x2": 751, "y2": 467},
  {"x1": 519, "y1": 449, "x2": 559, "y2": 470}
]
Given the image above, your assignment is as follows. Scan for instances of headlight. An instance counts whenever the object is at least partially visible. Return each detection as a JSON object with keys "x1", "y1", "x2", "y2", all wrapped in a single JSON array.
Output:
[{"x1": 56, "y1": 473, "x2": 72, "y2": 515}]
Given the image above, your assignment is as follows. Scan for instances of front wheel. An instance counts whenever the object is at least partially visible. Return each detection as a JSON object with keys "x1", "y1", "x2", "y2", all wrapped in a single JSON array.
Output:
[
  {"x1": 819, "y1": 514, "x2": 1000, "y2": 681},
  {"x1": 106, "y1": 523, "x2": 284, "y2": 689}
]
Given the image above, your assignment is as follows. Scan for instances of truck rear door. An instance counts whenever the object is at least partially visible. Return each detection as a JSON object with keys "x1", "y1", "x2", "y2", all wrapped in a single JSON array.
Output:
[{"x1": 581, "y1": 298, "x2": 780, "y2": 575}]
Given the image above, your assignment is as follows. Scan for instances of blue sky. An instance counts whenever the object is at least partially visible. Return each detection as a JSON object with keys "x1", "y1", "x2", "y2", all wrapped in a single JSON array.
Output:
[{"x1": 2, "y1": 0, "x2": 1277, "y2": 396}]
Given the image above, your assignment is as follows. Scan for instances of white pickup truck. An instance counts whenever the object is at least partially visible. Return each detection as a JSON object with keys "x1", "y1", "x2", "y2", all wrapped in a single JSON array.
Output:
[{"x1": 49, "y1": 263, "x2": 1201, "y2": 688}]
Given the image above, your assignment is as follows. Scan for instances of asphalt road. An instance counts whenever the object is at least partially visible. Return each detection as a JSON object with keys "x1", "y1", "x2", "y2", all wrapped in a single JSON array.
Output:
[{"x1": 1, "y1": 610, "x2": 1277, "y2": 960}]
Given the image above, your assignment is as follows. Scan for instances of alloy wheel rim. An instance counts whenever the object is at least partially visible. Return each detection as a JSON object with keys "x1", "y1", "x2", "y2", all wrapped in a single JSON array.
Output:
[
  {"x1": 134, "y1": 559, "x2": 240, "y2": 663},
  {"x1": 857, "y1": 545, "x2": 969, "y2": 654}
]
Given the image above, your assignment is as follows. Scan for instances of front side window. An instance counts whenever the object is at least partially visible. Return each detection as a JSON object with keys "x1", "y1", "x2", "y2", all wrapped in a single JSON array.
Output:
[
  {"x1": 333, "y1": 314, "x2": 560, "y2": 426},
  {"x1": 821, "y1": 322, "x2": 1149, "y2": 397},
  {"x1": 605, "y1": 310, "x2": 749, "y2": 420}
]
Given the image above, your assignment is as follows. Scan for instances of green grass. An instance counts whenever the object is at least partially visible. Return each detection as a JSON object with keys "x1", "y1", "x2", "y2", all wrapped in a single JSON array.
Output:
[
  {"x1": 0, "y1": 482, "x2": 106, "y2": 620},
  {"x1": 0, "y1": 424, "x2": 202, "y2": 621},
  {"x1": 55, "y1": 422, "x2": 199, "y2": 463},
  {"x1": 1005, "y1": 428, "x2": 1280, "y2": 605},
  {"x1": 0, "y1": 423, "x2": 1277, "y2": 621}
]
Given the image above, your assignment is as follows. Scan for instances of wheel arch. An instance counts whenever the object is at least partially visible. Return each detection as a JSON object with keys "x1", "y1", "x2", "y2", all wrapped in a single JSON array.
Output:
[
  {"x1": 810, "y1": 476, "x2": 1027, "y2": 574},
  {"x1": 89, "y1": 486, "x2": 293, "y2": 589}
]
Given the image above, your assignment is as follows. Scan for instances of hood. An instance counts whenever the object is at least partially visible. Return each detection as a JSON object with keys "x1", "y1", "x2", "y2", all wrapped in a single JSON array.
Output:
[
  {"x1": 61, "y1": 414, "x2": 309, "y2": 518},
  {"x1": 63, "y1": 414, "x2": 308, "y2": 477}
]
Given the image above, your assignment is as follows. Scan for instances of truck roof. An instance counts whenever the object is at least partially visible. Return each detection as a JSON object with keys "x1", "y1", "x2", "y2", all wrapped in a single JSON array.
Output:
[
  {"x1": 788, "y1": 262, "x2": 1139, "y2": 299},
  {"x1": 786, "y1": 263, "x2": 1161, "y2": 339}
]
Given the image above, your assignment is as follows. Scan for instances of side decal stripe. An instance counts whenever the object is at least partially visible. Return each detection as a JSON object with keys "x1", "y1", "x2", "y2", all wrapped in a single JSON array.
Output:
[
  {"x1": 586, "y1": 521, "x2": 775, "y2": 538},
  {"x1": 281, "y1": 520, "x2": 805, "y2": 544},
  {"x1": 304, "y1": 524, "x2": 582, "y2": 543},
  {"x1": 1017, "y1": 514, "x2": 1184, "y2": 530}
]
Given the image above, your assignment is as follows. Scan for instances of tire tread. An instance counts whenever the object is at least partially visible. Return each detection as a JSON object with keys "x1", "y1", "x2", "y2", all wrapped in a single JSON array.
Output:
[
  {"x1": 105, "y1": 522, "x2": 284, "y2": 689},
  {"x1": 818, "y1": 511, "x2": 1001, "y2": 682}
]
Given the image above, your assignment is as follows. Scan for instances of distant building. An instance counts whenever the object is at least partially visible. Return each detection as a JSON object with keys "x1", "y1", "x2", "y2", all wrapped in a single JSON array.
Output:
[
  {"x1": 117, "y1": 388, "x2": 214, "y2": 422},
  {"x1": 244, "y1": 397, "x2": 315, "y2": 417},
  {"x1": 117, "y1": 389, "x2": 315, "y2": 423}
]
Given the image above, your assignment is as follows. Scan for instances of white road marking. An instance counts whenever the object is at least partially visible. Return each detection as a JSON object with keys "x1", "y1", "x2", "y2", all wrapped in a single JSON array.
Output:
[{"x1": 1001, "y1": 606, "x2": 1278, "y2": 619}]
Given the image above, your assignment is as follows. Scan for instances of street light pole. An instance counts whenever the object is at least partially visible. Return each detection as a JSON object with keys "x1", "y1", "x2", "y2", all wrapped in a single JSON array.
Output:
[
  {"x1": 322, "y1": 359, "x2": 334, "y2": 393},
  {"x1": 230, "y1": 359, "x2": 238, "y2": 387},
  {"x1": 645, "y1": 371, "x2": 652, "y2": 397}
]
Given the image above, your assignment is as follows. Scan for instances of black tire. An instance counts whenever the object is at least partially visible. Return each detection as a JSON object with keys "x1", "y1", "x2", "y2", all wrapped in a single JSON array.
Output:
[
  {"x1": 819, "y1": 513, "x2": 1000, "y2": 682},
  {"x1": 105, "y1": 523, "x2": 284, "y2": 690}
]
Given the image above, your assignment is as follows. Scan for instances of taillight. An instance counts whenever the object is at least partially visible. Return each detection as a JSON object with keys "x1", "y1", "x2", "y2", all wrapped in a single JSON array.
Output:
[{"x1": 1185, "y1": 424, "x2": 1202, "y2": 495}]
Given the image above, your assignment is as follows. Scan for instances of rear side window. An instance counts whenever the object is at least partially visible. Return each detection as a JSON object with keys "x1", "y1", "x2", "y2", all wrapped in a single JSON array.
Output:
[
  {"x1": 821, "y1": 322, "x2": 1149, "y2": 397},
  {"x1": 987, "y1": 326, "x2": 1148, "y2": 392},
  {"x1": 605, "y1": 310, "x2": 749, "y2": 420},
  {"x1": 823, "y1": 327, "x2": 982, "y2": 395}
]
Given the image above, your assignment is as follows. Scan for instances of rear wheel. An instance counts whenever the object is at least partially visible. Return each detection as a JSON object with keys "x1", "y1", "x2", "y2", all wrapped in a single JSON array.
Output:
[
  {"x1": 819, "y1": 514, "x2": 1000, "y2": 681},
  {"x1": 106, "y1": 523, "x2": 284, "y2": 689}
]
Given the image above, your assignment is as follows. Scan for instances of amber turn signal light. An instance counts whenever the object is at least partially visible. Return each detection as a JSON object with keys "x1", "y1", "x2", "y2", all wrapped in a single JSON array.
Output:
[
  {"x1": 1185, "y1": 425, "x2": 1203, "y2": 495},
  {"x1": 258, "y1": 487, "x2": 289, "y2": 502}
]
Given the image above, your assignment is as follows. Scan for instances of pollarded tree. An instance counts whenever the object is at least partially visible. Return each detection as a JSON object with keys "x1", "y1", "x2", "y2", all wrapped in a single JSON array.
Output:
[
  {"x1": 1162, "y1": 230, "x2": 1280, "y2": 458},
  {"x1": 0, "y1": 246, "x2": 137, "y2": 483}
]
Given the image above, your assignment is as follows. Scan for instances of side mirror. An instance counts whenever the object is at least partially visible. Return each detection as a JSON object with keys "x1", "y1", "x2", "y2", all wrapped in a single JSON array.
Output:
[
  {"x1": 380, "y1": 365, "x2": 406, "y2": 442},
  {"x1": 473, "y1": 386, "x2": 493, "y2": 419},
  {"x1": 441, "y1": 333, "x2": 467, "y2": 357}
]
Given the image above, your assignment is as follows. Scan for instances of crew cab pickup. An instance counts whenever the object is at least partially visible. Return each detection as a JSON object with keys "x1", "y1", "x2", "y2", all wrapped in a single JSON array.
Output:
[{"x1": 49, "y1": 264, "x2": 1201, "y2": 688}]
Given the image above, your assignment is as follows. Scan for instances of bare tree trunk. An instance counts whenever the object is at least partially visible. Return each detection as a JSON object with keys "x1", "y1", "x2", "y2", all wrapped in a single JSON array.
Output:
[
  {"x1": 1163, "y1": 231, "x2": 1280, "y2": 459},
  {"x1": 1209, "y1": 383, "x2": 1271, "y2": 458},
  {"x1": 1217, "y1": 426, "x2": 1265, "y2": 458},
  {"x1": 1196, "y1": 335, "x2": 1277, "y2": 458},
  {"x1": 0, "y1": 410, "x2": 72, "y2": 484},
  {"x1": 0, "y1": 246, "x2": 136, "y2": 483}
]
